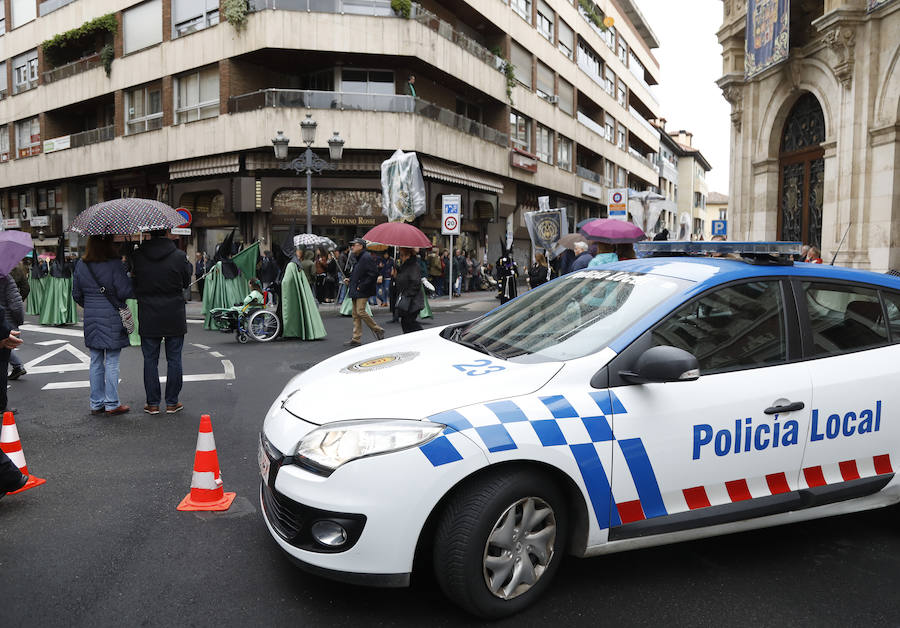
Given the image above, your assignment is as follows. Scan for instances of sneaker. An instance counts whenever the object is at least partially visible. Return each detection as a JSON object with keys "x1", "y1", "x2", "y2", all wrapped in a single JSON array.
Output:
[
  {"x1": 105, "y1": 405, "x2": 130, "y2": 416},
  {"x1": 374, "y1": 328, "x2": 385, "y2": 341},
  {"x1": 343, "y1": 339, "x2": 362, "y2": 347},
  {"x1": 166, "y1": 403, "x2": 184, "y2": 414},
  {"x1": 8, "y1": 366, "x2": 26, "y2": 380},
  {"x1": 144, "y1": 405, "x2": 160, "y2": 415}
]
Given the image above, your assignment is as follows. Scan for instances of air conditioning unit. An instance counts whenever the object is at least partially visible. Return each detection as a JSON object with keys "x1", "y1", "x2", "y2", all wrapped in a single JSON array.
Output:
[{"x1": 547, "y1": 95, "x2": 559, "y2": 104}]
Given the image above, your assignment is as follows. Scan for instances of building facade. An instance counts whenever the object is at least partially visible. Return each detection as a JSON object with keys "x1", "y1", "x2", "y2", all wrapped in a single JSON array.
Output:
[
  {"x1": 0, "y1": 0, "x2": 664, "y2": 271},
  {"x1": 718, "y1": 0, "x2": 900, "y2": 271},
  {"x1": 668, "y1": 129, "x2": 711, "y2": 239}
]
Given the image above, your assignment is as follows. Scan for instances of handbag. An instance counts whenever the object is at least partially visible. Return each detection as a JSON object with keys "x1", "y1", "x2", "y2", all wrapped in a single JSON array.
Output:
[
  {"x1": 395, "y1": 293, "x2": 415, "y2": 315},
  {"x1": 84, "y1": 262, "x2": 136, "y2": 335}
]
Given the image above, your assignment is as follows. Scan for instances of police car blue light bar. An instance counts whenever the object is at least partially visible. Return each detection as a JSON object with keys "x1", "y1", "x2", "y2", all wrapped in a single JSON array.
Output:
[{"x1": 635, "y1": 241, "x2": 802, "y2": 256}]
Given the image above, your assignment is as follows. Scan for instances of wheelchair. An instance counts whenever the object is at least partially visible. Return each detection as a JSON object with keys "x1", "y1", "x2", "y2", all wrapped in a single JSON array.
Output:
[{"x1": 209, "y1": 292, "x2": 281, "y2": 343}]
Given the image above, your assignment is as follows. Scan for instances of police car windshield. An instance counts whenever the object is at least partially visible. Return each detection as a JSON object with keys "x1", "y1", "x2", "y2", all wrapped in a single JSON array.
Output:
[{"x1": 458, "y1": 270, "x2": 689, "y2": 362}]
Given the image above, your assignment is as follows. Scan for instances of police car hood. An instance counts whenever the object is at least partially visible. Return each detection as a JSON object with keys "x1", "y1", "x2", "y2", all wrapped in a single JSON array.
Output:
[{"x1": 282, "y1": 328, "x2": 563, "y2": 424}]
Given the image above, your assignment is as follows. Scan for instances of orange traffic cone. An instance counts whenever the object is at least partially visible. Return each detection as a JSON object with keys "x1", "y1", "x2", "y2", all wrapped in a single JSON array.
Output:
[
  {"x1": 0, "y1": 411, "x2": 46, "y2": 494},
  {"x1": 177, "y1": 414, "x2": 236, "y2": 511}
]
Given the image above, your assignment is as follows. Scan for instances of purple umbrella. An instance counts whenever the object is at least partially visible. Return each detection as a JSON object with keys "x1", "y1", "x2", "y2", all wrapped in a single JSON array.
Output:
[
  {"x1": 0, "y1": 230, "x2": 34, "y2": 276},
  {"x1": 579, "y1": 219, "x2": 646, "y2": 244}
]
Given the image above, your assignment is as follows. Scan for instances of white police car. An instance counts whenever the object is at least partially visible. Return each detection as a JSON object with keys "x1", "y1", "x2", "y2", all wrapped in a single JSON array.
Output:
[{"x1": 259, "y1": 242, "x2": 900, "y2": 617}]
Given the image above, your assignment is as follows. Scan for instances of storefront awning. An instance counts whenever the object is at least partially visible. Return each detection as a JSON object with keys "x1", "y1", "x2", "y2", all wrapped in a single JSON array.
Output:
[
  {"x1": 169, "y1": 154, "x2": 240, "y2": 179},
  {"x1": 244, "y1": 154, "x2": 382, "y2": 172},
  {"x1": 420, "y1": 157, "x2": 504, "y2": 195}
]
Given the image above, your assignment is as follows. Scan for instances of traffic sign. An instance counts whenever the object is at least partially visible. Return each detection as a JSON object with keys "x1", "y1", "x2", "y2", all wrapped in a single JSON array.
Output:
[
  {"x1": 441, "y1": 194, "x2": 461, "y2": 236},
  {"x1": 711, "y1": 220, "x2": 727, "y2": 237},
  {"x1": 608, "y1": 188, "x2": 627, "y2": 221},
  {"x1": 176, "y1": 208, "x2": 192, "y2": 228}
]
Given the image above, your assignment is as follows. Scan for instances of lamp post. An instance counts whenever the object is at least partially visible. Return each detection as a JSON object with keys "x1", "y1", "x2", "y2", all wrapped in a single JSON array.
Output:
[{"x1": 272, "y1": 113, "x2": 345, "y2": 235}]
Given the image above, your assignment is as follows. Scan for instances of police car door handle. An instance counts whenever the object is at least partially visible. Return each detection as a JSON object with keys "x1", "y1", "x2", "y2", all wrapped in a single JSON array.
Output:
[{"x1": 764, "y1": 401, "x2": 805, "y2": 415}]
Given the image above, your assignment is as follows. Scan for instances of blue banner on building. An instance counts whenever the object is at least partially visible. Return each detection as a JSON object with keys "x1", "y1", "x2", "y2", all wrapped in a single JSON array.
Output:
[
  {"x1": 745, "y1": 0, "x2": 790, "y2": 79},
  {"x1": 867, "y1": 0, "x2": 894, "y2": 12}
]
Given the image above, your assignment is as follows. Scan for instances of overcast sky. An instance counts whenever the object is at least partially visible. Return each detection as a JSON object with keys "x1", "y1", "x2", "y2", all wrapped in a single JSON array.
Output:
[{"x1": 636, "y1": 0, "x2": 732, "y2": 195}]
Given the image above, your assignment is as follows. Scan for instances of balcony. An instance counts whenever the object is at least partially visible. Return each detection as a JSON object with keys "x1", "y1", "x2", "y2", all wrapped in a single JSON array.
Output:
[
  {"x1": 629, "y1": 106, "x2": 660, "y2": 139},
  {"x1": 228, "y1": 90, "x2": 508, "y2": 147},
  {"x1": 412, "y1": 7, "x2": 502, "y2": 71},
  {"x1": 248, "y1": 0, "x2": 393, "y2": 15},
  {"x1": 576, "y1": 165, "x2": 603, "y2": 185},
  {"x1": 576, "y1": 111, "x2": 607, "y2": 140},
  {"x1": 628, "y1": 146, "x2": 656, "y2": 171},
  {"x1": 43, "y1": 125, "x2": 114, "y2": 154},
  {"x1": 43, "y1": 54, "x2": 103, "y2": 85}
]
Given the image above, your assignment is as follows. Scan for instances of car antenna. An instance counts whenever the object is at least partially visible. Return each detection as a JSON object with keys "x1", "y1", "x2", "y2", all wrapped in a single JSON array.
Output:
[{"x1": 830, "y1": 222, "x2": 851, "y2": 265}]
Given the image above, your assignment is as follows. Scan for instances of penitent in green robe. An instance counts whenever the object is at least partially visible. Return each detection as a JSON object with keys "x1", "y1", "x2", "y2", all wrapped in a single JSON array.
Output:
[
  {"x1": 281, "y1": 263, "x2": 326, "y2": 340},
  {"x1": 419, "y1": 285, "x2": 432, "y2": 319},
  {"x1": 41, "y1": 276, "x2": 78, "y2": 325},
  {"x1": 201, "y1": 243, "x2": 261, "y2": 330},
  {"x1": 26, "y1": 276, "x2": 47, "y2": 316}
]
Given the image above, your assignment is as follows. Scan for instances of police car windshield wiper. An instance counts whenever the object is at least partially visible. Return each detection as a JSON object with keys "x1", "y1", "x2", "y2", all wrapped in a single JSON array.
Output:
[{"x1": 456, "y1": 336, "x2": 503, "y2": 359}]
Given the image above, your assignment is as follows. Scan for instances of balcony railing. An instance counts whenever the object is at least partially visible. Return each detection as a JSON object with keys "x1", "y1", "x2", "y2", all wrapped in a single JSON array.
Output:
[
  {"x1": 44, "y1": 126, "x2": 114, "y2": 154},
  {"x1": 628, "y1": 146, "x2": 656, "y2": 171},
  {"x1": 576, "y1": 111, "x2": 607, "y2": 140},
  {"x1": 576, "y1": 165, "x2": 603, "y2": 185},
  {"x1": 412, "y1": 7, "x2": 502, "y2": 71},
  {"x1": 39, "y1": 0, "x2": 77, "y2": 16},
  {"x1": 42, "y1": 53, "x2": 102, "y2": 85},
  {"x1": 248, "y1": 0, "x2": 392, "y2": 15},
  {"x1": 228, "y1": 90, "x2": 509, "y2": 148},
  {"x1": 629, "y1": 106, "x2": 660, "y2": 139}
]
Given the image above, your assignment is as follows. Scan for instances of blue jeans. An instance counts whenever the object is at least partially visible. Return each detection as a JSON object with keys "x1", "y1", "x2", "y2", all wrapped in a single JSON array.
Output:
[
  {"x1": 377, "y1": 278, "x2": 391, "y2": 304},
  {"x1": 89, "y1": 348, "x2": 121, "y2": 411},
  {"x1": 141, "y1": 336, "x2": 184, "y2": 407}
]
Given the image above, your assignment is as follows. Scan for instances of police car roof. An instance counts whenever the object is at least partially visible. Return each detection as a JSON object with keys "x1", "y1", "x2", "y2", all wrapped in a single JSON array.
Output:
[{"x1": 604, "y1": 256, "x2": 900, "y2": 292}]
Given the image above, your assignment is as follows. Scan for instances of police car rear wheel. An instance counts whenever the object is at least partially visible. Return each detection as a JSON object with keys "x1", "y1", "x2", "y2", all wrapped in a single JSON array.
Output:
[{"x1": 433, "y1": 470, "x2": 567, "y2": 618}]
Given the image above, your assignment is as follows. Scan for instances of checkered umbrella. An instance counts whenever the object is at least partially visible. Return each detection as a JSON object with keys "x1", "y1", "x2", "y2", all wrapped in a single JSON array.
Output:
[
  {"x1": 293, "y1": 233, "x2": 336, "y2": 249},
  {"x1": 67, "y1": 198, "x2": 184, "y2": 236}
]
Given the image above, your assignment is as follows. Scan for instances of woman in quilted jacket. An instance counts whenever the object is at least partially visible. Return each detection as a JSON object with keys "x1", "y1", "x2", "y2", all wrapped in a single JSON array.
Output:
[{"x1": 72, "y1": 236, "x2": 134, "y2": 416}]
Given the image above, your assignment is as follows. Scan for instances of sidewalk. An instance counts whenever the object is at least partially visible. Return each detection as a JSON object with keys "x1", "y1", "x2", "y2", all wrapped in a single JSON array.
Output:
[{"x1": 184, "y1": 290, "x2": 499, "y2": 320}]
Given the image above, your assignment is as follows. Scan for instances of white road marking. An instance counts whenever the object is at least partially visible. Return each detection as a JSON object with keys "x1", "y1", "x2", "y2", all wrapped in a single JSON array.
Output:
[
  {"x1": 187, "y1": 320, "x2": 203, "y2": 324},
  {"x1": 35, "y1": 339, "x2": 68, "y2": 346},
  {"x1": 209, "y1": 351, "x2": 223, "y2": 358},
  {"x1": 20, "y1": 324, "x2": 84, "y2": 337},
  {"x1": 24, "y1": 343, "x2": 92, "y2": 374},
  {"x1": 191, "y1": 343, "x2": 210, "y2": 350},
  {"x1": 40, "y1": 360, "x2": 235, "y2": 390}
]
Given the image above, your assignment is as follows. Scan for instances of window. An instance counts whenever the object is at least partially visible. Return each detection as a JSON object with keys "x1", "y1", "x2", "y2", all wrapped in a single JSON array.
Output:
[
  {"x1": 604, "y1": 25, "x2": 616, "y2": 50},
  {"x1": 618, "y1": 85, "x2": 626, "y2": 108},
  {"x1": 0, "y1": 1, "x2": 5, "y2": 33},
  {"x1": 803, "y1": 283, "x2": 888, "y2": 356},
  {"x1": 10, "y1": 0, "x2": 35, "y2": 29},
  {"x1": 0, "y1": 125, "x2": 9, "y2": 162},
  {"x1": 616, "y1": 166, "x2": 626, "y2": 187},
  {"x1": 174, "y1": 66, "x2": 219, "y2": 123},
  {"x1": 652, "y1": 281, "x2": 787, "y2": 374},
  {"x1": 604, "y1": 67, "x2": 616, "y2": 96},
  {"x1": 604, "y1": 160, "x2": 614, "y2": 186},
  {"x1": 558, "y1": 79, "x2": 573, "y2": 115},
  {"x1": 341, "y1": 69, "x2": 395, "y2": 95},
  {"x1": 510, "y1": 41, "x2": 532, "y2": 89},
  {"x1": 172, "y1": 0, "x2": 219, "y2": 38},
  {"x1": 719, "y1": 209, "x2": 727, "y2": 220},
  {"x1": 577, "y1": 42, "x2": 602, "y2": 85},
  {"x1": 883, "y1": 292, "x2": 900, "y2": 342},
  {"x1": 536, "y1": 1, "x2": 553, "y2": 41},
  {"x1": 456, "y1": 99, "x2": 483, "y2": 123},
  {"x1": 604, "y1": 113, "x2": 615, "y2": 143},
  {"x1": 536, "y1": 62, "x2": 554, "y2": 100},
  {"x1": 512, "y1": 0, "x2": 531, "y2": 23},
  {"x1": 12, "y1": 50, "x2": 38, "y2": 94},
  {"x1": 536, "y1": 125, "x2": 552, "y2": 164},
  {"x1": 510, "y1": 111, "x2": 531, "y2": 152},
  {"x1": 693, "y1": 192, "x2": 703, "y2": 208},
  {"x1": 617, "y1": 125, "x2": 626, "y2": 150},
  {"x1": 0, "y1": 62, "x2": 6, "y2": 97},
  {"x1": 557, "y1": 136, "x2": 572, "y2": 171},
  {"x1": 15, "y1": 117, "x2": 40, "y2": 158},
  {"x1": 557, "y1": 20, "x2": 574, "y2": 59},
  {"x1": 126, "y1": 85, "x2": 163, "y2": 134},
  {"x1": 123, "y1": 0, "x2": 162, "y2": 55},
  {"x1": 618, "y1": 41, "x2": 628, "y2": 65}
]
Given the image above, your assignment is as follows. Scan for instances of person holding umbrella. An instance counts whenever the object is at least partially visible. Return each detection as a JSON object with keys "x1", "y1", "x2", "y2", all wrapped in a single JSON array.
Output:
[
  {"x1": 72, "y1": 236, "x2": 134, "y2": 416},
  {"x1": 393, "y1": 247, "x2": 424, "y2": 333}
]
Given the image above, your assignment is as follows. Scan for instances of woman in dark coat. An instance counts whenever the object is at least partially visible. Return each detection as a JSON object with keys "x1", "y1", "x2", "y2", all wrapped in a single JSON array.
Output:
[
  {"x1": 393, "y1": 247, "x2": 425, "y2": 333},
  {"x1": 526, "y1": 251, "x2": 553, "y2": 290},
  {"x1": 72, "y1": 236, "x2": 134, "y2": 416}
]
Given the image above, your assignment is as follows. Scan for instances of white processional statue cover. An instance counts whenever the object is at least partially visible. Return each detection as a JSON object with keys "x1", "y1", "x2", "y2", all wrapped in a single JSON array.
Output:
[{"x1": 380, "y1": 150, "x2": 426, "y2": 223}]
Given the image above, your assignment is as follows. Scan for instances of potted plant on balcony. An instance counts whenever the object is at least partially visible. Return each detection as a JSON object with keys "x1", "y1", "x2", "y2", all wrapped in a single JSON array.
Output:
[
  {"x1": 391, "y1": 0, "x2": 412, "y2": 18},
  {"x1": 42, "y1": 13, "x2": 117, "y2": 80}
]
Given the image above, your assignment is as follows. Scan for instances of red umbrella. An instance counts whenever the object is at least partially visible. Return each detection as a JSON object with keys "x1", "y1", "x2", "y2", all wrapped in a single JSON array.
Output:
[
  {"x1": 362, "y1": 222, "x2": 432, "y2": 248},
  {"x1": 579, "y1": 219, "x2": 646, "y2": 244}
]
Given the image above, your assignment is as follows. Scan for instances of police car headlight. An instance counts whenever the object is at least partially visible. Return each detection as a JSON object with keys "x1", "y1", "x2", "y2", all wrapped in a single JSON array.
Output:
[{"x1": 295, "y1": 420, "x2": 445, "y2": 472}]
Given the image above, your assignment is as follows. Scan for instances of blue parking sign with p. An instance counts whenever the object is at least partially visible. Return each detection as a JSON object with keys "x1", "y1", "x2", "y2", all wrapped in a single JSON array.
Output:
[{"x1": 712, "y1": 220, "x2": 727, "y2": 237}]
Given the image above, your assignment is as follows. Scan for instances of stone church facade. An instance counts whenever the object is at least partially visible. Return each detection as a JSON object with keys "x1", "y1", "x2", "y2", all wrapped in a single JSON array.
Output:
[{"x1": 717, "y1": 0, "x2": 900, "y2": 270}]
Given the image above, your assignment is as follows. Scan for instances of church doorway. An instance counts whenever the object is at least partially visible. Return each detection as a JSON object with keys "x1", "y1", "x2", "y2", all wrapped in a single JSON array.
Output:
[{"x1": 778, "y1": 92, "x2": 825, "y2": 248}]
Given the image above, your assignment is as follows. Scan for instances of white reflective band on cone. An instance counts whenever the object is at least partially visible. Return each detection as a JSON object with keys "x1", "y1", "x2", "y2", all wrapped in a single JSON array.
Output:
[
  {"x1": 191, "y1": 470, "x2": 222, "y2": 489},
  {"x1": 1, "y1": 424, "x2": 21, "y2": 442},
  {"x1": 8, "y1": 450, "x2": 26, "y2": 468},
  {"x1": 195, "y1": 432, "x2": 216, "y2": 451}
]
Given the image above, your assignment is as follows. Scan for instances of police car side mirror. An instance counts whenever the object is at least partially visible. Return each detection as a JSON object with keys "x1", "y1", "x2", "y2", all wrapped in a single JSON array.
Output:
[{"x1": 619, "y1": 346, "x2": 700, "y2": 384}]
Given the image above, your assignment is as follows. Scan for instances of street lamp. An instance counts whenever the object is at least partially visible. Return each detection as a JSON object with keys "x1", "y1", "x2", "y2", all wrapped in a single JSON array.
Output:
[{"x1": 273, "y1": 114, "x2": 345, "y2": 235}]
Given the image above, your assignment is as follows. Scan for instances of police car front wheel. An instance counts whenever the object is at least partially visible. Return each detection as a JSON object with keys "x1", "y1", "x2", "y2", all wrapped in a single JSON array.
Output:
[{"x1": 433, "y1": 469, "x2": 568, "y2": 618}]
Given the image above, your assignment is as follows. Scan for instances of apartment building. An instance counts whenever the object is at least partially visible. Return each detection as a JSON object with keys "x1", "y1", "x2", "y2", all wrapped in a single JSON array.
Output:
[
  {"x1": 667, "y1": 129, "x2": 710, "y2": 239},
  {"x1": 0, "y1": 0, "x2": 663, "y2": 267}
]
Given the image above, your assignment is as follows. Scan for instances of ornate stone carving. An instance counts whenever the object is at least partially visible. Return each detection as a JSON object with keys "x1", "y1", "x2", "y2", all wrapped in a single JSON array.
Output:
[
  {"x1": 823, "y1": 26, "x2": 856, "y2": 89},
  {"x1": 721, "y1": 84, "x2": 744, "y2": 130}
]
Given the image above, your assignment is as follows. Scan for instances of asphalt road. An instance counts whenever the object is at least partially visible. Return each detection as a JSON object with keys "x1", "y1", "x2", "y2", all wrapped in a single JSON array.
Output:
[{"x1": 2, "y1": 297, "x2": 900, "y2": 627}]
